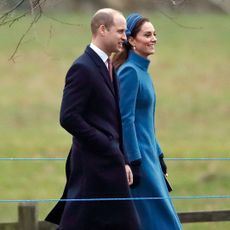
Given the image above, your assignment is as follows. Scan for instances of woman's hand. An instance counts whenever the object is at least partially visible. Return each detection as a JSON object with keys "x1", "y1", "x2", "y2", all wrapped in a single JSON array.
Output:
[{"x1": 159, "y1": 153, "x2": 167, "y2": 175}]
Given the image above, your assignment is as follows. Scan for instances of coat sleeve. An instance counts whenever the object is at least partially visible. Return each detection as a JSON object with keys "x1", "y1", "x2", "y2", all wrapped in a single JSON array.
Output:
[
  {"x1": 153, "y1": 94, "x2": 163, "y2": 156},
  {"x1": 118, "y1": 66, "x2": 142, "y2": 162},
  {"x1": 60, "y1": 63, "x2": 110, "y2": 151},
  {"x1": 154, "y1": 105, "x2": 163, "y2": 156},
  {"x1": 156, "y1": 140, "x2": 163, "y2": 156}
]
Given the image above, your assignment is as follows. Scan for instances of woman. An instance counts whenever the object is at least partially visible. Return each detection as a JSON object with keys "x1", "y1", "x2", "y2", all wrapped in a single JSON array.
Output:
[{"x1": 113, "y1": 13, "x2": 182, "y2": 229}]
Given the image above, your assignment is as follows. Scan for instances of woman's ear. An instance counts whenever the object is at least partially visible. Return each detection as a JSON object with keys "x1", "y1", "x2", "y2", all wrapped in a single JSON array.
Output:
[{"x1": 128, "y1": 36, "x2": 135, "y2": 47}]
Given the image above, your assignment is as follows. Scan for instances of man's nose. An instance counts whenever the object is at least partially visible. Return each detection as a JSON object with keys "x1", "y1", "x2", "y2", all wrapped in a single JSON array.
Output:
[{"x1": 122, "y1": 32, "x2": 127, "y2": 41}]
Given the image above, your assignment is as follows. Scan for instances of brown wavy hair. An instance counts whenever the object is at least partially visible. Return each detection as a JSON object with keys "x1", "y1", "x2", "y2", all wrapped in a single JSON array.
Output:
[{"x1": 112, "y1": 17, "x2": 150, "y2": 70}]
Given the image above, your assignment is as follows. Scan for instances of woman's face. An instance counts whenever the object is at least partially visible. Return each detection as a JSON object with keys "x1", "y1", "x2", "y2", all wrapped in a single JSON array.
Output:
[{"x1": 130, "y1": 21, "x2": 157, "y2": 58}]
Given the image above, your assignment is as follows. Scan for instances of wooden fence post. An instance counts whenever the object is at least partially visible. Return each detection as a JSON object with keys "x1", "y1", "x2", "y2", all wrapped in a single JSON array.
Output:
[
  {"x1": 178, "y1": 210, "x2": 230, "y2": 223},
  {"x1": 18, "y1": 202, "x2": 38, "y2": 230}
]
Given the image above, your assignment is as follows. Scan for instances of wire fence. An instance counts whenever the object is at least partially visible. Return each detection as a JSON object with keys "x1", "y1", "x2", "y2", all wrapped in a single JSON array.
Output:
[
  {"x1": 0, "y1": 156, "x2": 229, "y2": 203},
  {"x1": 0, "y1": 155, "x2": 229, "y2": 229},
  {"x1": 0, "y1": 157, "x2": 230, "y2": 161}
]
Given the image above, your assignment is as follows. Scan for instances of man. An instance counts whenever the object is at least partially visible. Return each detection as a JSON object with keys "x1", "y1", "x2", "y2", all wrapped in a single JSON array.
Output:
[{"x1": 45, "y1": 8, "x2": 140, "y2": 230}]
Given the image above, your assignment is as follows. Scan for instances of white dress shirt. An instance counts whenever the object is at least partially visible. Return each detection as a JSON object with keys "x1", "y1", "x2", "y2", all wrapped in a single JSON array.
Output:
[{"x1": 90, "y1": 43, "x2": 109, "y2": 69}]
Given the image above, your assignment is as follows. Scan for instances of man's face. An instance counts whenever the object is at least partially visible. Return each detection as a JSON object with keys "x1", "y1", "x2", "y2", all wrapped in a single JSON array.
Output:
[{"x1": 104, "y1": 14, "x2": 127, "y2": 55}]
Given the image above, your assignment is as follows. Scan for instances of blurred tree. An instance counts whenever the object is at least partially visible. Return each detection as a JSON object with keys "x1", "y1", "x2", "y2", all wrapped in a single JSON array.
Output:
[
  {"x1": 66, "y1": 0, "x2": 230, "y2": 13},
  {"x1": 1, "y1": 0, "x2": 230, "y2": 12},
  {"x1": 0, "y1": 0, "x2": 30, "y2": 10},
  {"x1": 0, "y1": 0, "x2": 229, "y2": 60},
  {"x1": 0, "y1": 0, "x2": 47, "y2": 61}
]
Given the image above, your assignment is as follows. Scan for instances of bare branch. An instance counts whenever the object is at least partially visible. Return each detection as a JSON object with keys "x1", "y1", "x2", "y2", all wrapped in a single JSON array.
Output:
[
  {"x1": 9, "y1": 17, "x2": 35, "y2": 62},
  {"x1": 0, "y1": 13, "x2": 27, "y2": 27},
  {"x1": 0, "y1": 0, "x2": 46, "y2": 27},
  {"x1": 0, "y1": 0, "x2": 25, "y2": 22},
  {"x1": 159, "y1": 10, "x2": 203, "y2": 30},
  {"x1": 7, "y1": 0, "x2": 47, "y2": 61},
  {"x1": 169, "y1": 0, "x2": 186, "y2": 6},
  {"x1": 44, "y1": 14, "x2": 83, "y2": 27},
  {"x1": 0, "y1": 0, "x2": 83, "y2": 60}
]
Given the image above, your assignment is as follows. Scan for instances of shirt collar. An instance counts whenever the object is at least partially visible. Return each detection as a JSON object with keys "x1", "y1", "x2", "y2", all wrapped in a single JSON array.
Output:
[{"x1": 90, "y1": 43, "x2": 108, "y2": 66}]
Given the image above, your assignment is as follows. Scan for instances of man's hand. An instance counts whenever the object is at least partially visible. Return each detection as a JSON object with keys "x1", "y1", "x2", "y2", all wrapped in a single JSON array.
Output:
[
  {"x1": 125, "y1": 164, "x2": 133, "y2": 186},
  {"x1": 130, "y1": 160, "x2": 141, "y2": 188}
]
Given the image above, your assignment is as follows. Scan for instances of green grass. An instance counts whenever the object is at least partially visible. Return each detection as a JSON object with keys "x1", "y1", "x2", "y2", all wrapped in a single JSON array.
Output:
[{"x1": 0, "y1": 12, "x2": 229, "y2": 229}]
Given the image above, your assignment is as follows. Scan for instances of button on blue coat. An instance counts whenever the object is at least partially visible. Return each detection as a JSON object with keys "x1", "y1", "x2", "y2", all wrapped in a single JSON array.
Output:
[{"x1": 117, "y1": 51, "x2": 182, "y2": 230}]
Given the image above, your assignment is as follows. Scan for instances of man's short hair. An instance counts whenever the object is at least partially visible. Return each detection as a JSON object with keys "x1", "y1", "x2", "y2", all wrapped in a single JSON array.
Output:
[{"x1": 91, "y1": 10, "x2": 114, "y2": 34}]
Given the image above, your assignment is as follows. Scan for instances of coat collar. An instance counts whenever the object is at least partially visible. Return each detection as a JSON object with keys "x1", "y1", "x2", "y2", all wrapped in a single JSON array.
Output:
[
  {"x1": 85, "y1": 45, "x2": 115, "y2": 96},
  {"x1": 127, "y1": 50, "x2": 150, "y2": 71}
]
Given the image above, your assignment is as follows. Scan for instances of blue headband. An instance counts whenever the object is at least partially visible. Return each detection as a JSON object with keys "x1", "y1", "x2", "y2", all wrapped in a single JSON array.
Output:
[{"x1": 126, "y1": 13, "x2": 143, "y2": 37}]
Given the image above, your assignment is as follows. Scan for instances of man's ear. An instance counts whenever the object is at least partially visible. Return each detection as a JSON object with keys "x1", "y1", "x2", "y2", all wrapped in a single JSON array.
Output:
[{"x1": 98, "y1": 24, "x2": 106, "y2": 36}]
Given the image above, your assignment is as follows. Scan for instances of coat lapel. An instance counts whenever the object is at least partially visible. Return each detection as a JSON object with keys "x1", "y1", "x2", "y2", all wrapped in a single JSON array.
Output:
[
  {"x1": 85, "y1": 46, "x2": 115, "y2": 96},
  {"x1": 112, "y1": 69, "x2": 119, "y2": 101}
]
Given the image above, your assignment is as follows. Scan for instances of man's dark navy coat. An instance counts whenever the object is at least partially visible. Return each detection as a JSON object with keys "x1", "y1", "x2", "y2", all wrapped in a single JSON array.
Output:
[{"x1": 45, "y1": 46, "x2": 140, "y2": 230}]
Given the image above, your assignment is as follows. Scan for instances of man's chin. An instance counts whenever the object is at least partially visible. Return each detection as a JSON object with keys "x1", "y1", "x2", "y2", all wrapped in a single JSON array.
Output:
[
  {"x1": 112, "y1": 49, "x2": 120, "y2": 54},
  {"x1": 116, "y1": 47, "x2": 123, "y2": 52}
]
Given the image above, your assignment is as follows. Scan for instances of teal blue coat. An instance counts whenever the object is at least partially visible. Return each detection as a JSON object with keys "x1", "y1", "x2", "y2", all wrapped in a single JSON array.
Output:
[{"x1": 117, "y1": 51, "x2": 182, "y2": 230}]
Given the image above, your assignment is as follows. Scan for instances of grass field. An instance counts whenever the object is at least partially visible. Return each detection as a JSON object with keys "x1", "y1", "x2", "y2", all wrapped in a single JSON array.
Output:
[{"x1": 0, "y1": 12, "x2": 229, "y2": 229}]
